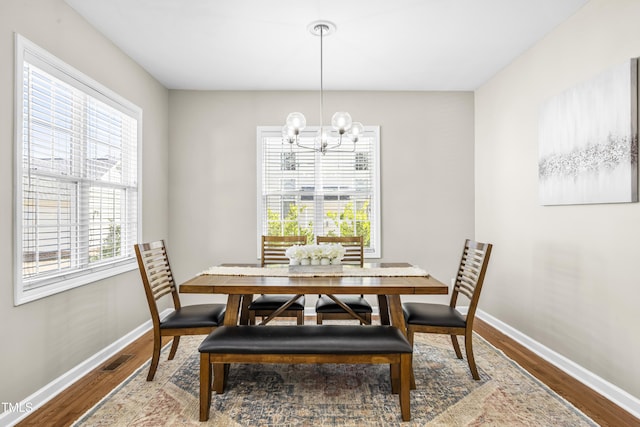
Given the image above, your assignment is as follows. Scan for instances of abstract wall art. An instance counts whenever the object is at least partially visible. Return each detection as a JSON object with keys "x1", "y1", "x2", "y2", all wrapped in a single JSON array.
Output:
[{"x1": 538, "y1": 58, "x2": 638, "y2": 205}]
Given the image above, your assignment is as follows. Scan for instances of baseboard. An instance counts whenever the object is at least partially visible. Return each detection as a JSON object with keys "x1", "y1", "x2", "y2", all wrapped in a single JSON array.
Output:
[
  {"x1": 0, "y1": 309, "x2": 172, "y2": 427},
  {"x1": 475, "y1": 308, "x2": 640, "y2": 420}
]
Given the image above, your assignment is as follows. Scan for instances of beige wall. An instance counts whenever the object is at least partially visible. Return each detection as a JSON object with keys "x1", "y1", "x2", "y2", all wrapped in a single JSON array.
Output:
[
  {"x1": 475, "y1": 0, "x2": 640, "y2": 398},
  {"x1": 0, "y1": 0, "x2": 169, "y2": 406},
  {"x1": 168, "y1": 90, "x2": 475, "y2": 306},
  {"x1": 8, "y1": 0, "x2": 638, "y2": 418}
]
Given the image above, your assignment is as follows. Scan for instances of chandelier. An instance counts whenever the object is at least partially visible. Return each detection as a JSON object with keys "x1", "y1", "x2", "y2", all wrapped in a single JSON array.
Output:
[{"x1": 282, "y1": 20, "x2": 364, "y2": 155}]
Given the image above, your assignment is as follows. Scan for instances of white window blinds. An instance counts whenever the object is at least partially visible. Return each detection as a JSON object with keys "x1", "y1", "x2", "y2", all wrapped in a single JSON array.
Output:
[
  {"x1": 14, "y1": 35, "x2": 141, "y2": 304},
  {"x1": 257, "y1": 126, "x2": 381, "y2": 257}
]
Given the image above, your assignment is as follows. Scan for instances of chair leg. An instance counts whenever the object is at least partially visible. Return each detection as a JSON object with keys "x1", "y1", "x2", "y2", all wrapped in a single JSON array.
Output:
[
  {"x1": 316, "y1": 313, "x2": 323, "y2": 325},
  {"x1": 199, "y1": 354, "x2": 211, "y2": 421},
  {"x1": 406, "y1": 329, "x2": 416, "y2": 390},
  {"x1": 248, "y1": 311, "x2": 256, "y2": 325},
  {"x1": 450, "y1": 334, "x2": 463, "y2": 359},
  {"x1": 147, "y1": 330, "x2": 162, "y2": 381},
  {"x1": 464, "y1": 329, "x2": 480, "y2": 380},
  {"x1": 297, "y1": 311, "x2": 304, "y2": 325},
  {"x1": 168, "y1": 336, "x2": 180, "y2": 360},
  {"x1": 399, "y1": 353, "x2": 411, "y2": 421},
  {"x1": 361, "y1": 313, "x2": 372, "y2": 325},
  {"x1": 213, "y1": 363, "x2": 226, "y2": 394},
  {"x1": 390, "y1": 363, "x2": 399, "y2": 394}
]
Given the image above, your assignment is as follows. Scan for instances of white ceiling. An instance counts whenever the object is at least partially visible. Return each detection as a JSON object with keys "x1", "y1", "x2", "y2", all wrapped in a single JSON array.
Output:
[{"x1": 63, "y1": 0, "x2": 588, "y2": 91}]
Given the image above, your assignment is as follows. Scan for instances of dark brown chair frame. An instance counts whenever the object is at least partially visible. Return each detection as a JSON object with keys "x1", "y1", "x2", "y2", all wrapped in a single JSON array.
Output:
[
  {"x1": 315, "y1": 235, "x2": 371, "y2": 325},
  {"x1": 134, "y1": 240, "x2": 224, "y2": 381},
  {"x1": 405, "y1": 239, "x2": 492, "y2": 380},
  {"x1": 248, "y1": 235, "x2": 307, "y2": 325}
]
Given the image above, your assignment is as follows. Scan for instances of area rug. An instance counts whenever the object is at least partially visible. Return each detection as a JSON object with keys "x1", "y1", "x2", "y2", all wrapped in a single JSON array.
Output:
[{"x1": 74, "y1": 329, "x2": 597, "y2": 426}]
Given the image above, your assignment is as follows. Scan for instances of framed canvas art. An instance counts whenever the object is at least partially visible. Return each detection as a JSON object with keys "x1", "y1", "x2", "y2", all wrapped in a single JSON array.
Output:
[{"x1": 538, "y1": 58, "x2": 638, "y2": 205}]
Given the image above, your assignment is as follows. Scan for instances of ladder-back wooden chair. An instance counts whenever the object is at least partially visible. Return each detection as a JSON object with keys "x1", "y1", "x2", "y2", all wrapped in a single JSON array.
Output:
[
  {"x1": 315, "y1": 235, "x2": 372, "y2": 325},
  {"x1": 403, "y1": 239, "x2": 492, "y2": 380},
  {"x1": 248, "y1": 235, "x2": 307, "y2": 325},
  {"x1": 134, "y1": 240, "x2": 226, "y2": 380}
]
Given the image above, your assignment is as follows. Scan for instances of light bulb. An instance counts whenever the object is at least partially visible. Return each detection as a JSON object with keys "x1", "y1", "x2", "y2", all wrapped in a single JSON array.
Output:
[
  {"x1": 282, "y1": 125, "x2": 296, "y2": 143},
  {"x1": 331, "y1": 112, "x2": 352, "y2": 134},
  {"x1": 349, "y1": 122, "x2": 364, "y2": 142},
  {"x1": 286, "y1": 112, "x2": 306, "y2": 132}
]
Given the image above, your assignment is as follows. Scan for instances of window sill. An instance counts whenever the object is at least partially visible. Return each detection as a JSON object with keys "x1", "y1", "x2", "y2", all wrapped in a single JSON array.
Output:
[{"x1": 14, "y1": 260, "x2": 138, "y2": 306}]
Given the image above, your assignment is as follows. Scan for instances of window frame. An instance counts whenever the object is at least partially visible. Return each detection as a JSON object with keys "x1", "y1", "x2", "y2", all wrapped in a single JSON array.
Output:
[
  {"x1": 256, "y1": 125, "x2": 381, "y2": 258},
  {"x1": 13, "y1": 34, "x2": 142, "y2": 305}
]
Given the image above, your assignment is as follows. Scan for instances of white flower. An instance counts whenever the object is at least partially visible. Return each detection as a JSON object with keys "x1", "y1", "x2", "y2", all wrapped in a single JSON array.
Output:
[
  {"x1": 286, "y1": 243, "x2": 346, "y2": 262},
  {"x1": 285, "y1": 245, "x2": 305, "y2": 261},
  {"x1": 318, "y1": 243, "x2": 345, "y2": 260}
]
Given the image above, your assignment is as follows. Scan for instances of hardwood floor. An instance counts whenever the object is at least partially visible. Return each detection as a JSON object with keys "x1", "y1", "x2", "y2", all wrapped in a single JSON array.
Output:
[
  {"x1": 473, "y1": 318, "x2": 639, "y2": 427},
  {"x1": 16, "y1": 333, "x2": 172, "y2": 427},
  {"x1": 17, "y1": 318, "x2": 639, "y2": 427}
]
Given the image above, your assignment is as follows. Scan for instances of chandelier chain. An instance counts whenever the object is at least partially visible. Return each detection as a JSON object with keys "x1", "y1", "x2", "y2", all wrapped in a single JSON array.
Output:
[
  {"x1": 319, "y1": 24, "x2": 325, "y2": 131},
  {"x1": 283, "y1": 20, "x2": 363, "y2": 154}
]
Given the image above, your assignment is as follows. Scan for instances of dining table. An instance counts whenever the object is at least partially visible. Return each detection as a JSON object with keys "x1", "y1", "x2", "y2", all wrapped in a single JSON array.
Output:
[{"x1": 179, "y1": 262, "x2": 449, "y2": 333}]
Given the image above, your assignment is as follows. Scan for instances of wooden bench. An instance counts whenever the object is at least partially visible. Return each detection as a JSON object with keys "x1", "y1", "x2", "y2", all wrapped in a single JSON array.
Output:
[{"x1": 198, "y1": 325, "x2": 413, "y2": 421}]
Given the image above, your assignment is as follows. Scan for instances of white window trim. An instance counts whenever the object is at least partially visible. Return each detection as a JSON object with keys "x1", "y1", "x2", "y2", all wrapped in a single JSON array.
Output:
[
  {"x1": 256, "y1": 125, "x2": 381, "y2": 258},
  {"x1": 13, "y1": 34, "x2": 143, "y2": 305}
]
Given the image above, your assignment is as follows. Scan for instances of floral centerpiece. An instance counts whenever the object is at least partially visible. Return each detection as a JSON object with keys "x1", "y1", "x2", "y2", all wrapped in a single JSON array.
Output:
[{"x1": 286, "y1": 243, "x2": 345, "y2": 266}]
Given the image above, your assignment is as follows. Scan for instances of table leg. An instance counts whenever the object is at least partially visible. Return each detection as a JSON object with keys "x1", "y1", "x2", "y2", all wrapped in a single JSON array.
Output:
[
  {"x1": 386, "y1": 295, "x2": 405, "y2": 331},
  {"x1": 377, "y1": 295, "x2": 390, "y2": 325},
  {"x1": 239, "y1": 294, "x2": 253, "y2": 325},
  {"x1": 387, "y1": 295, "x2": 416, "y2": 389},
  {"x1": 220, "y1": 294, "x2": 242, "y2": 392},
  {"x1": 224, "y1": 294, "x2": 242, "y2": 326}
]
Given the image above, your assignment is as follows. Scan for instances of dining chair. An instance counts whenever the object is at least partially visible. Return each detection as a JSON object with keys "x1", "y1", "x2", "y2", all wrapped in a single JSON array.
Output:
[
  {"x1": 134, "y1": 240, "x2": 226, "y2": 381},
  {"x1": 315, "y1": 235, "x2": 372, "y2": 325},
  {"x1": 248, "y1": 235, "x2": 307, "y2": 325},
  {"x1": 402, "y1": 239, "x2": 492, "y2": 380}
]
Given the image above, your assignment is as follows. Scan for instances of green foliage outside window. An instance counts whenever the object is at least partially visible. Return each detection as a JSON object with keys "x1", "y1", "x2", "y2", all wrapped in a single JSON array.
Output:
[
  {"x1": 267, "y1": 201, "x2": 370, "y2": 247},
  {"x1": 90, "y1": 221, "x2": 121, "y2": 262},
  {"x1": 325, "y1": 201, "x2": 371, "y2": 246},
  {"x1": 267, "y1": 205, "x2": 314, "y2": 243}
]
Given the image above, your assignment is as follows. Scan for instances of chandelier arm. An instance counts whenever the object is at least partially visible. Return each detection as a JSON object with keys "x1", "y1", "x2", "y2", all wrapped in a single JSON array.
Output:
[
  {"x1": 322, "y1": 133, "x2": 343, "y2": 150},
  {"x1": 296, "y1": 140, "x2": 322, "y2": 153},
  {"x1": 323, "y1": 147, "x2": 357, "y2": 153}
]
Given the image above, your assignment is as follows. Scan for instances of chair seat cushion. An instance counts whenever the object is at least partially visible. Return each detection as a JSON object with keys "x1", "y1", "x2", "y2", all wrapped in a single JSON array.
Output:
[
  {"x1": 315, "y1": 295, "x2": 372, "y2": 313},
  {"x1": 402, "y1": 302, "x2": 466, "y2": 328},
  {"x1": 199, "y1": 325, "x2": 412, "y2": 354},
  {"x1": 248, "y1": 294, "x2": 305, "y2": 311},
  {"x1": 160, "y1": 304, "x2": 226, "y2": 329}
]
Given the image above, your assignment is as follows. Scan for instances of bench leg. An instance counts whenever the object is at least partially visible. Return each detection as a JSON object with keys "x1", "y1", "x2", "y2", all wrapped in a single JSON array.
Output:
[
  {"x1": 400, "y1": 353, "x2": 411, "y2": 421},
  {"x1": 199, "y1": 354, "x2": 211, "y2": 421}
]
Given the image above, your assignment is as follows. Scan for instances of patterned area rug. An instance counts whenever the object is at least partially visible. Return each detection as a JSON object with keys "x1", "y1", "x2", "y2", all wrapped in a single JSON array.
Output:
[{"x1": 74, "y1": 329, "x2": 597, "y2": 426}]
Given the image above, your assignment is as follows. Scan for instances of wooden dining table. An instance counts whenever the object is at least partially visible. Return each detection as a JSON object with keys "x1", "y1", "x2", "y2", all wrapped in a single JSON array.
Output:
[{"x1": 179, "y1": 262, "x2": 449, "y2": 333}]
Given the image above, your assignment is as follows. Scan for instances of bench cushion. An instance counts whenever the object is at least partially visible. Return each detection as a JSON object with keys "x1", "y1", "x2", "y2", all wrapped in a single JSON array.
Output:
[{"x1": 199, "y1": 325, "x2": 412, "y2": 355}]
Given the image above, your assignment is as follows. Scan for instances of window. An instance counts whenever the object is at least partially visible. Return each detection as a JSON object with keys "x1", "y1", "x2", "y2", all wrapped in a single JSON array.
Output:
[
  {"x1": 14, "y1": 34, "x2": 141, "y2": 305},
  {"x1": 257, "y1": 126, "x2": 381, "y2": 257}
]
